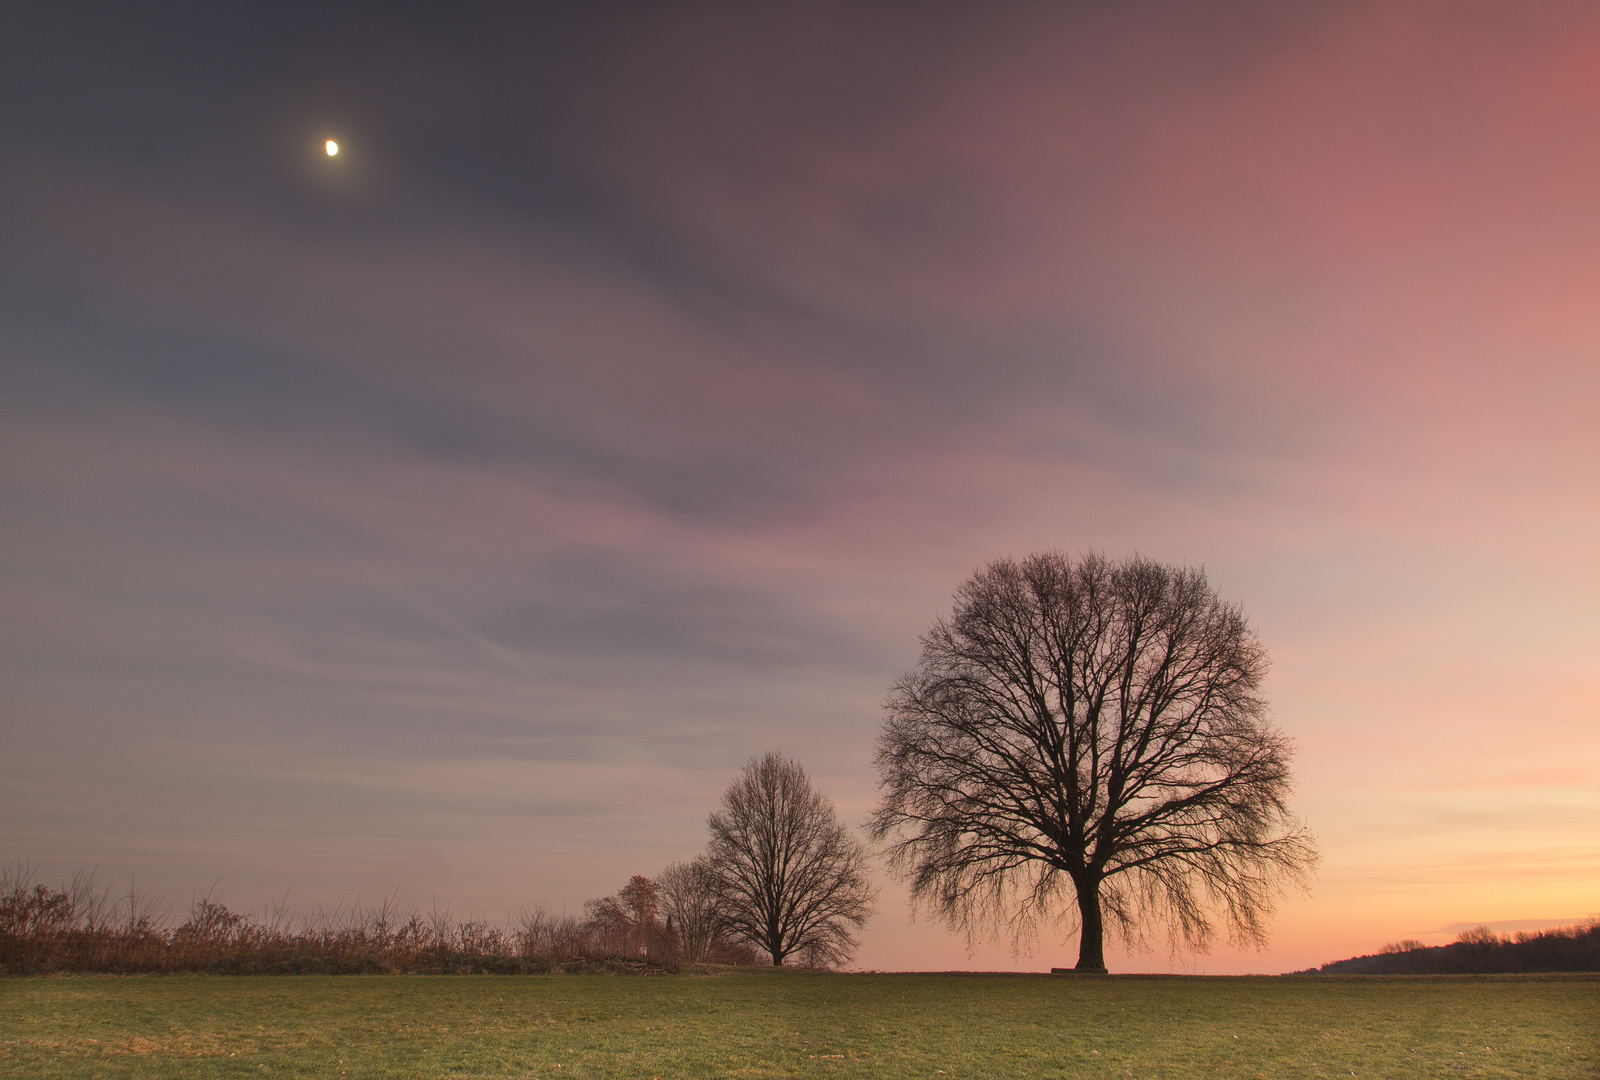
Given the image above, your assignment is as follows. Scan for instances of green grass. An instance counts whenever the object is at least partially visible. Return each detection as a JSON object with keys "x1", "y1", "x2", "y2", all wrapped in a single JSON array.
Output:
[{"x1": 2, "y1": 970, "x2": 1594, "y2": 1079}]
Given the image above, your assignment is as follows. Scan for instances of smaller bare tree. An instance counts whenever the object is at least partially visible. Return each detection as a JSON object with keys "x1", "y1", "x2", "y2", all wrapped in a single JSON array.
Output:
[
  {"x1": 581, "y1": 894, "x2": 631, "y2": 956},
  {"x1": 656, "y1": 857, "x2": 723, "y2": 965},
  {"x1": 617, "y1": 875, "x2": 662, "y2": 956},
  {"x1": 706, "y1": 753, "x2": 876, "y2": 967}
]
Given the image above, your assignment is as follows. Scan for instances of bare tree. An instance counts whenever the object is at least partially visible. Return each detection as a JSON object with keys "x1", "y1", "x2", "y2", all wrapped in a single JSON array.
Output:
[
  {"x1": 870, "y1": 552, "x2": 1316, "y2": 973},
  {"x1": 578, "y1": 876, "x2": 667, "y2": 961},
  {"x1": 580, "y1": 894, "x2": 631, "y2": 956},
  {"x1": 656, "y1": 857, "x2": 722, "y2": 965},
  {"x1": 617, "y1": 875, "x2": 662, "y2": 956},
  {"x1": 707, "y1": 753, "x2": 876, "y2": 967}
]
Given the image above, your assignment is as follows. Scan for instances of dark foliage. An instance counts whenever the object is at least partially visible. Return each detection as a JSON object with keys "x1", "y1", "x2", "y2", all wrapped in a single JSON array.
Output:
[{"x1": 1300, "y1": 921, "x2": 1600, "y2": 974}]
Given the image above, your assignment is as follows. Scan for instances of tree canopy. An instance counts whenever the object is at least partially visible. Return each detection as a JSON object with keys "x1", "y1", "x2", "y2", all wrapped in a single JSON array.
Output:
[
  {"x1": 708, "y1": 753, "x2": 875, "y2": 967},
  {"x1": 871, "y1": 552, "x2": 1316, "y2": 971}
]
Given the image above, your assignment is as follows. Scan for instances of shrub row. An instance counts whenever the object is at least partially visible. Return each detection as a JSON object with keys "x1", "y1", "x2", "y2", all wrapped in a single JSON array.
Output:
[{"x1": 0, "y1": 862, "x2": 755, "y2": 975}]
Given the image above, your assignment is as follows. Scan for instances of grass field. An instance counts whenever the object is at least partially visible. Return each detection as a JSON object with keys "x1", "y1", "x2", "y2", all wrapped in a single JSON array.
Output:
[{"x1": 2, "y1": 970, "x2": 1594, "y2": 1079}]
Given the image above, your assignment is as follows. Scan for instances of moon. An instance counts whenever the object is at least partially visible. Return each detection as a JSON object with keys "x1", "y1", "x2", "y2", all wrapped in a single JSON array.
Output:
[{"x1": 325, "y1": 140, "x2": 339, "y2": 157}]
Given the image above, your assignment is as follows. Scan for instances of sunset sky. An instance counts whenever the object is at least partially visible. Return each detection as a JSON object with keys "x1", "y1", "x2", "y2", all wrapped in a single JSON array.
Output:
[{"x1": 3, "y1": 2, "x2": 1597, "y2": 974}]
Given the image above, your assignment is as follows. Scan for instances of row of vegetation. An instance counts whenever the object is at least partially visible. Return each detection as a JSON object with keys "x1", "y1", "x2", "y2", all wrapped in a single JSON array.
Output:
[
  {"x1": 1, "y1": 752, "x2": 869, "y2": 975},
  {"x1": 0, "y1": 859, "x2": 762, "y2": 975},
  {"x1": 1302, "y1": 922, "x2": 1600, "y2": 974}
]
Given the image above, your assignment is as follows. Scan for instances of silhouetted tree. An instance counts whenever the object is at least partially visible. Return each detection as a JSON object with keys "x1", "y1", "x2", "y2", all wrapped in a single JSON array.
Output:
[
  {"x1": 580, "y1": 894, "x2": 631, "y2": 955},
  {"x1": 656, "y1": 857, "x2": 723, "y2": 965},
  {"x1": 707, "y1": 753, "x2": 876, "y2": 967},
  {"x1": 618, "y1": 874, "x2": 662, "y2": 955},
  {"x1": 580, "y1": 876, "x2": 667, "y2": 960},
  {"x1": 871, "y1": 552, "x2": 1316, "y2": 972}
]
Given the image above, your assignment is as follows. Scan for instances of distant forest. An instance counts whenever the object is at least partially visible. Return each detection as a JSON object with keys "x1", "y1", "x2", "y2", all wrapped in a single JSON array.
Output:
[{"x1": 1301, "y1": 922, "x2": 1600, "y2": 974}]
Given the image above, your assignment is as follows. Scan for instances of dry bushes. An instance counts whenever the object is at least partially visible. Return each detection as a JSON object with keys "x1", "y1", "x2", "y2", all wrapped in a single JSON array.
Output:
[{"x1": 0, "y1": 861, "x2": 754, "y2": 975}]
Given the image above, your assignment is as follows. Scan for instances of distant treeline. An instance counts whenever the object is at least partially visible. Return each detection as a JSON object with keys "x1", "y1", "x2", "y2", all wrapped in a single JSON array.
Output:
[
  {"x1": 1300, "y1": 922, "x2": 1600, "y2": 975},
  {"x1": 0, "y1": 862, "x2": 757, "y2": 976}
]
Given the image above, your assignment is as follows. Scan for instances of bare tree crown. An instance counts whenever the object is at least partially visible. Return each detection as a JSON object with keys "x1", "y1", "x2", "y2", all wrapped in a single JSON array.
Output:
[
  {"x1": 707, "y1": 753, "x2": 875, "y2": 967},
  {"x1": 656, "y1": 858, "x2": 723, "y2": 965},
  {"x1": 871, "y1": 552, "x2": 1316, "y2": 968}
]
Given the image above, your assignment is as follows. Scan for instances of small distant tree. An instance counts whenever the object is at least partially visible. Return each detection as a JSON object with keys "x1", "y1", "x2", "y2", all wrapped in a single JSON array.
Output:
[
  {"x1": 581, "y1": 877, "x2": 668, "y2": 960},
  {"x1": 707, "y1": 753, "x2": 876, "y2": 967},
  {"x1": 657, "y1": 857, "x2": 723, "y2": 965},
  {"x1": 580, "y1": 894, "x2": 631, "y2": 956},
  {"x1": 618, "y1": 875, "x2": 662, "y2": 955},
  {"x1": 618, "y1": 876, "x2": 659, "y2": 924}
]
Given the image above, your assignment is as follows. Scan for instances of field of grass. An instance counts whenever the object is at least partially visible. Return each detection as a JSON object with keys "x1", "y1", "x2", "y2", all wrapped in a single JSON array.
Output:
[{"x1": 2, "y1": 970, "x2": 1594, "y2": 1079}]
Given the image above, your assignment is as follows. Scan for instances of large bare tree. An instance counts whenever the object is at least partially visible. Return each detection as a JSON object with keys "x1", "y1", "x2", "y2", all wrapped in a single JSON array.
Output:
[
  {"x1": 707, "y1": 753, "x2": 876, "y2": 967},
  {"x1": 870, "y1": 552, "x2": 1316, "y2": 972}
]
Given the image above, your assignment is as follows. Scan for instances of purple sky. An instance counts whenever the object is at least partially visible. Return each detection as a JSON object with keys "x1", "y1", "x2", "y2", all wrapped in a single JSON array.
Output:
[{"x1": 3, "y1": 2, "x2": 1597, "y2": 972}]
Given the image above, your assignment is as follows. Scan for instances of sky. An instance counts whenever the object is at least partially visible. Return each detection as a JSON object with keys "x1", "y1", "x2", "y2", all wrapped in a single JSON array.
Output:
[{"x1": 2, "y1": 1, "x2": 1597, "y2": 974}]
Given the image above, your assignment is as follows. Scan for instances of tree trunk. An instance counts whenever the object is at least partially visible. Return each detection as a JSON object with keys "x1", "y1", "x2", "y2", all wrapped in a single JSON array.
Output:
[{"x1": 1074, "y1": 876, "x2": 1108, "y2": 972}]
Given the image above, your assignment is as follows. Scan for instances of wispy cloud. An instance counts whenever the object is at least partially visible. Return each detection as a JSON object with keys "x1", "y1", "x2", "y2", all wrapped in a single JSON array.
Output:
[{"x1": 4, "y1": 1, "x2": 1598, "y2": 972}]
